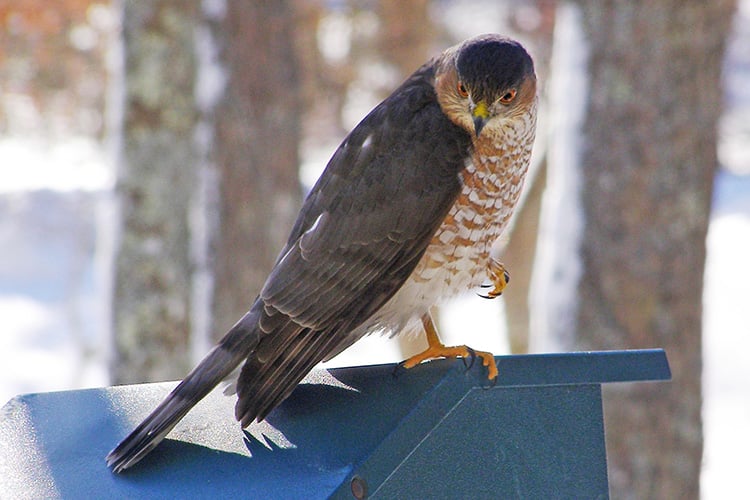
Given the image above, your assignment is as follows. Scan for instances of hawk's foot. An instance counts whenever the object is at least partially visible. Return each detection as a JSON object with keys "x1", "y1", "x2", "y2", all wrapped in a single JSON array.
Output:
[
  {"x1": 400, "y1": 343, "x2": 498, "y2": 380},
  {"x1": 478, "y1": 258, "x2": 510, "y2": 299},
  {"x1": 399, "y1": 313, "x2": 498, "y2": 380}
]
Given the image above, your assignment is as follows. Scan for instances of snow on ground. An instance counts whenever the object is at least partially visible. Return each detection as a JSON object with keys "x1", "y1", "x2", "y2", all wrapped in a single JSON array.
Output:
[
  {"x1": 702, "y1": 2, "x2": 750, "y2": 495},
  {"x1": 701, "y1": 172, "x2": 750, "y2": 499},
  {"x1": 0, "y1": 136, "x2": 112, "y2": 193},
  {"x1": 0, "y1": 137, "x2": 112, "y2": 406},
  {"x1": 0, "y1": 295, "x2": 106, "y2": 400}
]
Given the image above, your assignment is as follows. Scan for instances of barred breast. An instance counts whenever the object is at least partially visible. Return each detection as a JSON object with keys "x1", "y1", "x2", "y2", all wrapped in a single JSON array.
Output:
[{"x1": 363, "y1": 99, "x2": 537, "y2": 336}]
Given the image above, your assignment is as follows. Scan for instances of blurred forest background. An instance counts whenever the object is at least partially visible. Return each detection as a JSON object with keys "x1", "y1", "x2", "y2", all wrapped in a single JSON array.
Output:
[{"x1": 1, "y1": 1, "x2": 749, "y2": 498}]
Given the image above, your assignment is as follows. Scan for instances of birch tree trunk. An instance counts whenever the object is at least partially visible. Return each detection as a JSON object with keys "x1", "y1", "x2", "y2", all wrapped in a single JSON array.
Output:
[{"x1": 112, "y1": 1, "x2": 200, "y2": 383}]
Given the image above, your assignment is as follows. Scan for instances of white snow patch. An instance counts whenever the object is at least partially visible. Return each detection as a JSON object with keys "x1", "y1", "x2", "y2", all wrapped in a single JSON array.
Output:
[
  {"x1": 0, "y1": 136, "x2": 112, "y2": 193},
  {"x1": 438, "y1": 292, "x2": 509, "y2": 356},
  {"x1": 702, "y1": 213, "x2": 750, "y2": 499},
  {"x1": 322, "y1": 331, "x2": 403, "y2": 369},
  {"x1": 0, "y1": 296, "x2": 107, "y2": 406}
]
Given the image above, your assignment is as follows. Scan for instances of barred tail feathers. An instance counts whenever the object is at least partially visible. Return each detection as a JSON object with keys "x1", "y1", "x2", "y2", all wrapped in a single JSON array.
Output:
[{"x1": 106, "y1": 310, "x2": 260, "y2": 473}]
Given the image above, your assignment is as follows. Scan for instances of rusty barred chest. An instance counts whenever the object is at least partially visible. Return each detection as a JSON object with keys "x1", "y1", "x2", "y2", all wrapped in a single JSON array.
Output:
[
  {"x1": 412, "y1": 113, "x2": 536, "y2": 290},
  {"x1": 361, "y1": 105, "x2": 537, "y2": 335}
]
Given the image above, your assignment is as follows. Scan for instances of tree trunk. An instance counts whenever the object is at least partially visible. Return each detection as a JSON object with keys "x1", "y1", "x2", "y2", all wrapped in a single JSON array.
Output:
[
  {"x1": 375, "y1": 0, "x2": 434, "y2": 78},
  {"x1": 572, "y1": 2, "x2": 735, "y2": 498},
  {"x1": 210, "y1": 0, "x2": 303, "y2": 337},
  {"x1": 112, "y1": 1, "x2": 200, "y2": 383}
]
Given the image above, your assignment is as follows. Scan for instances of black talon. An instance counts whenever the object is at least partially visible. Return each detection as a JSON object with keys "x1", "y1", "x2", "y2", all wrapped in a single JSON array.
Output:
[
  {"x1": 461, "y1": 347, "x2": 477, "y2": 371},
  {"x1": 482, "y1": 374, "x2": 499, "y2": 390},
  {"x1": 503, "y1": 271, "x2": 511, "y2": 284},
  {"x1": 392, "y1": 362, "x2": 408, "y2": 378}
]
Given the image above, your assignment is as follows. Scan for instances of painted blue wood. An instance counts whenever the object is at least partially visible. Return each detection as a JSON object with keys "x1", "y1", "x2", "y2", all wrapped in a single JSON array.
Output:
[{"x1": 0, "y1": 349, "x2": 669, "y2": 499}]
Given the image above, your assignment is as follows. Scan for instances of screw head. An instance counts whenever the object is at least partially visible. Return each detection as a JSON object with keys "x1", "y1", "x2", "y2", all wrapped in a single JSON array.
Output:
[{"x1": 350, "y1": 475, "x2": 368, "y2": 499}]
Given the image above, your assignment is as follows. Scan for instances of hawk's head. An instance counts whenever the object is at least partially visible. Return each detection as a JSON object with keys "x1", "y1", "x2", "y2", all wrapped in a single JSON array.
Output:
[{"x1": 435, "y1": 34, "x2": 537, "y2": 138}]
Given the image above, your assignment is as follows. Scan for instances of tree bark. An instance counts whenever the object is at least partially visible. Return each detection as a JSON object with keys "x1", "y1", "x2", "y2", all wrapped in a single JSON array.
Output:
[
  {"x1": 210, "y1": 0, "x2": 303, "y2": 337},
  {"x1": 375, "y1": 0, "x2": 434, "y2": 78},
  {"x1": 112, "y1": 1, "x2": 200, "y2": 383},
  {"x1": 573, "y1": 1, "x2": 735, "y2": 498}
]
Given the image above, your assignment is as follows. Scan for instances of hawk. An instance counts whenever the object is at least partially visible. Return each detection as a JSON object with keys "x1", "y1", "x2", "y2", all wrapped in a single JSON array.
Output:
[{"x1": 107, "y1": 33, "x2": 537, "y2": 472}]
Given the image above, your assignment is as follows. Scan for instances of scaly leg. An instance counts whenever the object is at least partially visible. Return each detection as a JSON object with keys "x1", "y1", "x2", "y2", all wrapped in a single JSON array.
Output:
[
  {"x1": 478, "y1": 257, "x2": 510, "y2": 299},
  {"x1": 399, "y1": 312, "x2": 498, "y2": 380}
]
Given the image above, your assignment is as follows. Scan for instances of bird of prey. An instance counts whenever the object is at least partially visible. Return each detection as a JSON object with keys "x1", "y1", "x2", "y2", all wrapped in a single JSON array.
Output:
[{"x1": 107, "y1": 33, "x2": 537, "y2": 473}]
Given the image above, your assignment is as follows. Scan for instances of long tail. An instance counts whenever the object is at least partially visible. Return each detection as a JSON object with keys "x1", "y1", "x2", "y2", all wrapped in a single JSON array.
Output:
[{"x1": 106, "y1": 309, "x2": 260, "y2": 473}]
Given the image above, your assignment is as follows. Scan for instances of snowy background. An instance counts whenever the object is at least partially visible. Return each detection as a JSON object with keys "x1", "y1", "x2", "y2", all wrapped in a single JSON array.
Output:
[
  {"x1": 700, "y1": 0, "x2": 750, "y2": 485},
  {"x1": 0, "y1": 2, "x2": 748, "y2": 498}
]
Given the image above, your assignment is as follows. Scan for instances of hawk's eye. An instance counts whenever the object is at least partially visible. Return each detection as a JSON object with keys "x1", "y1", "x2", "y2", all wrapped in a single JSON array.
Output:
[
  {"x1": 457, "y1": 82, "x2": 469, "y2": 97},
  {"x1": 499, "y1": 89, "x2": 517, "y2": 104}
]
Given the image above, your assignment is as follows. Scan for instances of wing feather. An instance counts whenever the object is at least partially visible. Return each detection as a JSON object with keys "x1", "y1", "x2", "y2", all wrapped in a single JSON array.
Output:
[{"x1": 235, "y1": 62, "x2": 472, "y2": 425}]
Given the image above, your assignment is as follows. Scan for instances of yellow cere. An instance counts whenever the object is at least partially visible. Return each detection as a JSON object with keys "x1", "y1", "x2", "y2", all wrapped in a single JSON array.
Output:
[{"x1": 472, "y1": 101, "x2": 489, "y2": 119}]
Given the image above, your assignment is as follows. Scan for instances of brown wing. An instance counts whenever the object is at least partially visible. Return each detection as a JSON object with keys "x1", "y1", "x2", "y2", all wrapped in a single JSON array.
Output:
[{"x1": 235, "y1": 63, "x2": 472, "y2": 425}]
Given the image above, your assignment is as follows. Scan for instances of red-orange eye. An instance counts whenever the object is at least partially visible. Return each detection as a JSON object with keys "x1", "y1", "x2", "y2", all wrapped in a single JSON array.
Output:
[
  {"x1": 499, "y1": 89, "x2": 517, "y2": 104},
  {"x1": 457, "y1": 82, "x2": 469, "y2": 97}
]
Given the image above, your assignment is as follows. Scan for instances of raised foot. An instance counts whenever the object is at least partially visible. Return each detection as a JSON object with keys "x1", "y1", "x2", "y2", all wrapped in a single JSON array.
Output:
[
  {"x1": 400, "y1": 343, "x2": 499, "y2": 380},
  {"x1": 478, "y1": 258, "x2": 510, "y2": 299}
]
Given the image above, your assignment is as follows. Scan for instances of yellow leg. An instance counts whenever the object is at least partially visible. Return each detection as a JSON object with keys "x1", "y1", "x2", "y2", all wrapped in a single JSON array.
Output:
[
  {"x1": 479, "y1": 257, "x2": 510, "y2": 299},
  {"x1": 400, "y1": 312, "x2": 498, "y2": 380}
]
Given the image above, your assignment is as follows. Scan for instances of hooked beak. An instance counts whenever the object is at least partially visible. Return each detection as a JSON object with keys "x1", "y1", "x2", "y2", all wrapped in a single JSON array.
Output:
[
  {"x1": 473, "y1": 116, "x2": 487, "y2": 137},
  {"x1": 471, "y1": 101, "x2": 490, "y2": 137}
]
